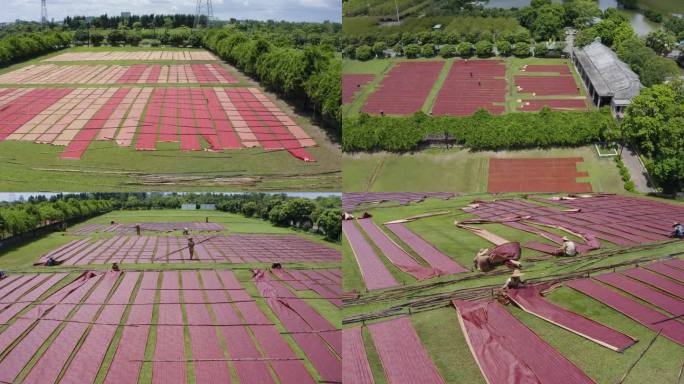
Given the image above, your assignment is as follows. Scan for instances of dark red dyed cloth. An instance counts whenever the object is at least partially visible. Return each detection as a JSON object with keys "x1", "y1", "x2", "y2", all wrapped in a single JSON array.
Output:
[
  {"x1": 507, "y1": 285, "x2": 636, "y2": 351},
  {"x1": 567, "y1": 279, "x2": 684, "y2": 346},
  {"x1": 488, "y1": 242, "x2": 521, "y2": 265},
  {"x1": 454, "y1": 299, "x2": 595, "y2": 384}
]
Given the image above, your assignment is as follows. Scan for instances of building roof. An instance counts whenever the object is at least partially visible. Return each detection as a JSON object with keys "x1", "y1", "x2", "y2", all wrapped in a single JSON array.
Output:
[{"x1": 574, "y1": 41, "x2": 642, "y2": 105}]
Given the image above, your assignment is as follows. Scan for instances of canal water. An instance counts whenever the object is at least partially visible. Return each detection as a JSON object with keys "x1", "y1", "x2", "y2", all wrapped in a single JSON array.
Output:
[{"x1": 482, "y1": 0, "x2": 663, "y2": 35}]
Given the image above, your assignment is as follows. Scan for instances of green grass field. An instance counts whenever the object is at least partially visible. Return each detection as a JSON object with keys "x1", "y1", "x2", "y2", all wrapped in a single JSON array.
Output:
[
  {"x1": 0, "y1": 47, "x2": 341, "y2": 191},
  {"x1": 343, "y1": 146, "x2": 624, "y2": 192},
  {"x1": 0, "y1": 209, "x2": 340, "y2": 383},
  {"x1": 343, "y1": 193, "x2": 684, "y2": 384}
]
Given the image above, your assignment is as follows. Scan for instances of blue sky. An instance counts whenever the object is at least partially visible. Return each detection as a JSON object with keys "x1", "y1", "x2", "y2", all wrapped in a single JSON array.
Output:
[
  {"x1": 0, "y1": 192, "x2": 340, "y2": 202},
  {"x1": 3, "y1": 0, "x2": 340, "y2": 23}
]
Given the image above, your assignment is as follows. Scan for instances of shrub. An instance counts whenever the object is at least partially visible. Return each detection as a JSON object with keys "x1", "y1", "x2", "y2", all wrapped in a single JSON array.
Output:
[
  {"x1": 440, "y1": 44, "x2": 457, "y2": 58},
  {"x1": 514, "y1": 42, "x2": 531, "y2": 57},
  {"x1": 421, "y1": 44, "x2": 435, "y2": 57},
  {"x1": 90, "y1": 32, "x2": 105, "y2": 46},
  {"x1": 355, "y1": 45, "x2": 373, "y2": 60},
  {"x1": 456, "y1": 42, "x2": 473, "y2": 57},
  {"x1": 495, "y1": 40, "x2": 512, "y2": 56},
  {"x1": 404, "y1": 43, "x2": 421, "y2": 58},
  {"x1": 533, "y1": 42, "x2": 548, "y2": 57},
  {"x1": 475, "y1": 40, "x2": 493, "y2": 57}
]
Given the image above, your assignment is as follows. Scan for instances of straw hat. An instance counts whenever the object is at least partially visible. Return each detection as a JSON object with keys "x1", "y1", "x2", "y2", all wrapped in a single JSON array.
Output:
[
  {"x1": 512, "y1": 270, "x2": 523, "y2": 278},
  {"x1": 561, "y1": 236, "x2": 569, "y2": 242}
]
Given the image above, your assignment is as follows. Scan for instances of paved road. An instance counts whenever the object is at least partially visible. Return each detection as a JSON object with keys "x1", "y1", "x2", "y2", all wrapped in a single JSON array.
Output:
[{"x1": 621, "y1": 146, "x2": 656, "y2": 193}]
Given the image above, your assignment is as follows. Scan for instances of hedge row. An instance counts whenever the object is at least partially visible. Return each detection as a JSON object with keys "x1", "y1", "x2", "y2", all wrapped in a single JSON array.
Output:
[
  {"x1": 0, "y1": 31, "x2": 72, "y2": 67},
  {"x1": 342, "y1": 108, "x2": 616, "y2": 152},
  {"x1": 203, "y1": 28, "x2": 341, "y2": 129}
]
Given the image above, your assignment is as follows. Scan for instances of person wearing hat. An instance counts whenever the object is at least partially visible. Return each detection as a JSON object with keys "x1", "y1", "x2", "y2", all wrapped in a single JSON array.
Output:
[
  {"x1": 182, "y1": 227, "x2": 190, "y2": 235},
  {"x1": 556, "y1": 236, "x2": 577, "y2": 256},
  {"x1": 502, "y1": 269, "x2": 525, "y2": 289},
  {"x1": 187, "y1": 237, "x2": 195, "y2": 260},
  {"x1": 673, "y1": 222, "x2": 684, "y2": 238}
]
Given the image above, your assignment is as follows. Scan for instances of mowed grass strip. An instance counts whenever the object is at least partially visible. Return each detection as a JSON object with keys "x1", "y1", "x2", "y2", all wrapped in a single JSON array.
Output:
[{"x1": 342, "y1": 146, "x2": 623, "y2": 193}]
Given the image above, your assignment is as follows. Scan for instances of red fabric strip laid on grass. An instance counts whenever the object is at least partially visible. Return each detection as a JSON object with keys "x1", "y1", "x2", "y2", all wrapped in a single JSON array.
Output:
[
  {"x1": 254, "y1": 270, "x2": 340, "y2": 383},
  {"x1": 367, "y1": 316, "x2": 445, "y2": 384},
  {"x1": 104, "y1": 272, "x2": 158, "y2": 384},
  {"x1": 385, "y1": 222, "x2": 467, "y2": 274},
  {"x1": 180, "y1": 271, "x2": 233, "y2": 384},
  {"x1": 191, "y1": 89, "x2": 221, "y2": 150},
  {"x1": 210, "y1": 269, "x2": 315, "y2": 384},
  {"x1": 0, "y1": 88, "x2": 72, "y2": 140},
  {"x1": 0, "y1": 274, "x2": 65, "y2": 325},
  {"x1": 566, "y1": 279, "x2": 684, "y2": 346},
  {"x1": 204, "y1": 88, "x2": 240, "y2": 149},
  {"x1": 363, "y1": 61, "x2": 444, "y2": 115},
  {"x1": 153, "y1": 271, "x2": 186, "y2": 384},
  {"x1": 645, "y1": 262, "x2": 684, "y2": 283},
  {"x1": 507, "y1": 285, "x2": 636, "y2": 351},
  {"x1": 453, "y1": 299, "x2": 595, "y2": 384},
  {"x1": 158, "y1": 88, "x2": 178, "y2": 142},
  {"x1": 23, "y1": 271, "x2": 121, "y2": 384},
  {"x1": 60, "y1": 272, "x2": 139, "y2": 384},
  {"x1": 594, "y1": 273, "x2": 684, "y2": 315},
  {"x1": 342, "y1": 74, "x2": 374, "y2": 104},
  {"x1": 621, "y1": 268, "x2": 684, "y2": 298},
  {"x1": 179, "y1": 89, "x2": 201, "y2": 151},
  {"x1": 0, "y1": 272, "x2": 103, "y2": 383},
  {"x1": 357, "y1": 218, "x2": 440, "y2": 280},
  {"x1": 343, "y1": 327, "x2": 375, "y2": 384},
  {"x1": 136, "y1": 88, "x2": 162, "y2": 150},
  {"x1": 61, "y1": 88, "x2": 130, "y2": 159},
  {"x1": 343, "y1": 220, "x2": 399, "y2": 291}
]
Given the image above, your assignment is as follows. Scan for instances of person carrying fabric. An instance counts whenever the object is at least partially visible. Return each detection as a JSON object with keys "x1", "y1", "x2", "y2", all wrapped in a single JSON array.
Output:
[
  {"x1": 502, "y1": 269, "x2": 525, "y2": 289},
  {"x1": 187, "y1": 237, "x2": 195, "y2": 260},
  {"x1": 556, "y1": 236, "x2": 577, "y2": 256},
  {"x1": 473, "y1": 242, "x2": 522, "y2": 272}
]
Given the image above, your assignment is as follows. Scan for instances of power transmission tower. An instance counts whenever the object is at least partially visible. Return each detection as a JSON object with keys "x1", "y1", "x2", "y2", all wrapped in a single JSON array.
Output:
[
  {"x1": 194, "y1": 0, "x2": 214, "y2": 29},
  {"x1": 41, "y1": 0, "x2": 48, "y2": 26}
]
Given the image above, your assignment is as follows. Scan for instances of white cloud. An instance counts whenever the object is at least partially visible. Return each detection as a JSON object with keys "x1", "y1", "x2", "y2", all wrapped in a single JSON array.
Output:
[{"x1": 3, "y1": 0, "x2": 340, "y2": 22}]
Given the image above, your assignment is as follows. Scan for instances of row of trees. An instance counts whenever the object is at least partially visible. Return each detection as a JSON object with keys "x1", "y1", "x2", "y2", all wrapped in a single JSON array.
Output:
[
  {"x1": 203, "y1": 26, "x2": 341, "y2": 132},
  {"x1": 0, "y1": 31, "x2": 71, "y2": 67},
  {"x1": 72, "y1": 28, "x2": 203, "y2": 48},
  {"x1": 575, "y1": 11, "x2": 679, "y2": 87},
  {"x1": 0, "y1": 195, "x2": 114, "y2": 240},
  {"x1": 0, "y1": 193, "x2": 341, "y2": 242},
  {"x1": 351, "y1": 40, "x2": 559, "y2": 60},
  {"x1": 343, "y1": 0, "x2": 603, "y2": 56},
  {"x1": 98, "y1": 193, "x2": 341, "y2": 241},
  {"x1": 63, "y1": 14, "x2": 209, "y2": 30},
  {"x1": 621, "y1": 81, "x2": 684, "y2": 194},
  {"x1": 343, "y1": 108, "x2": 616, "y2": 152}
]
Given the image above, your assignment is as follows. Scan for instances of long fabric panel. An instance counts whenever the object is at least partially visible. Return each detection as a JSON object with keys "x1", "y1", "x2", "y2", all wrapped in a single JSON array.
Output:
[
  {"x1": 507, "y1": 286, "x2": 636, "y2": 351},
  {"x1": 454, "y1": 300, "x2": 595, "y2": 384}
]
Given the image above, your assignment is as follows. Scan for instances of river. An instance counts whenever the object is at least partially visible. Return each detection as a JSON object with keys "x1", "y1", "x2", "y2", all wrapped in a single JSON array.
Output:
[{"x1": 482, "y1": 0, "x2": 665, "y2": 35}]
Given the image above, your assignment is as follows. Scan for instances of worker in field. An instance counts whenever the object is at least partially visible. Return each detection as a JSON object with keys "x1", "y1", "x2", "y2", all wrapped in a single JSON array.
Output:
[
  {"x1": 502, "y1": 269, "x2": 525, "y2": 289},
  {"x1": 205, "y1": 216, "x2": 209, "y2": 223},
  {"x1": 182, "y1": 227, "x2": 190, "y2": 235},
  {"x1": 188, "y1": 237, "x2": 195, "y2": 260},
  {"x1": 135, "y1": 224, "x2": 141, "y2": 236},
  {"x1": 112, "y1": 263, "x2": 120, "y2": 272},
  {"x1": 556, "y1": 237, "x2": 577, "y2": 256},
  {"x1": 473, "y1": 242, "x2": 522, "y2": 272},
  {"x1": 672, "y1": 222, "x2": 684, "y2": 238}
]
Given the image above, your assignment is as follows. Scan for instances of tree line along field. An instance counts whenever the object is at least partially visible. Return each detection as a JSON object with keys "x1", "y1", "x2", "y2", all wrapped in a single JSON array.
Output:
[{"x1": 0, "y1": 19, "x2": 342, "y2": 192}]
